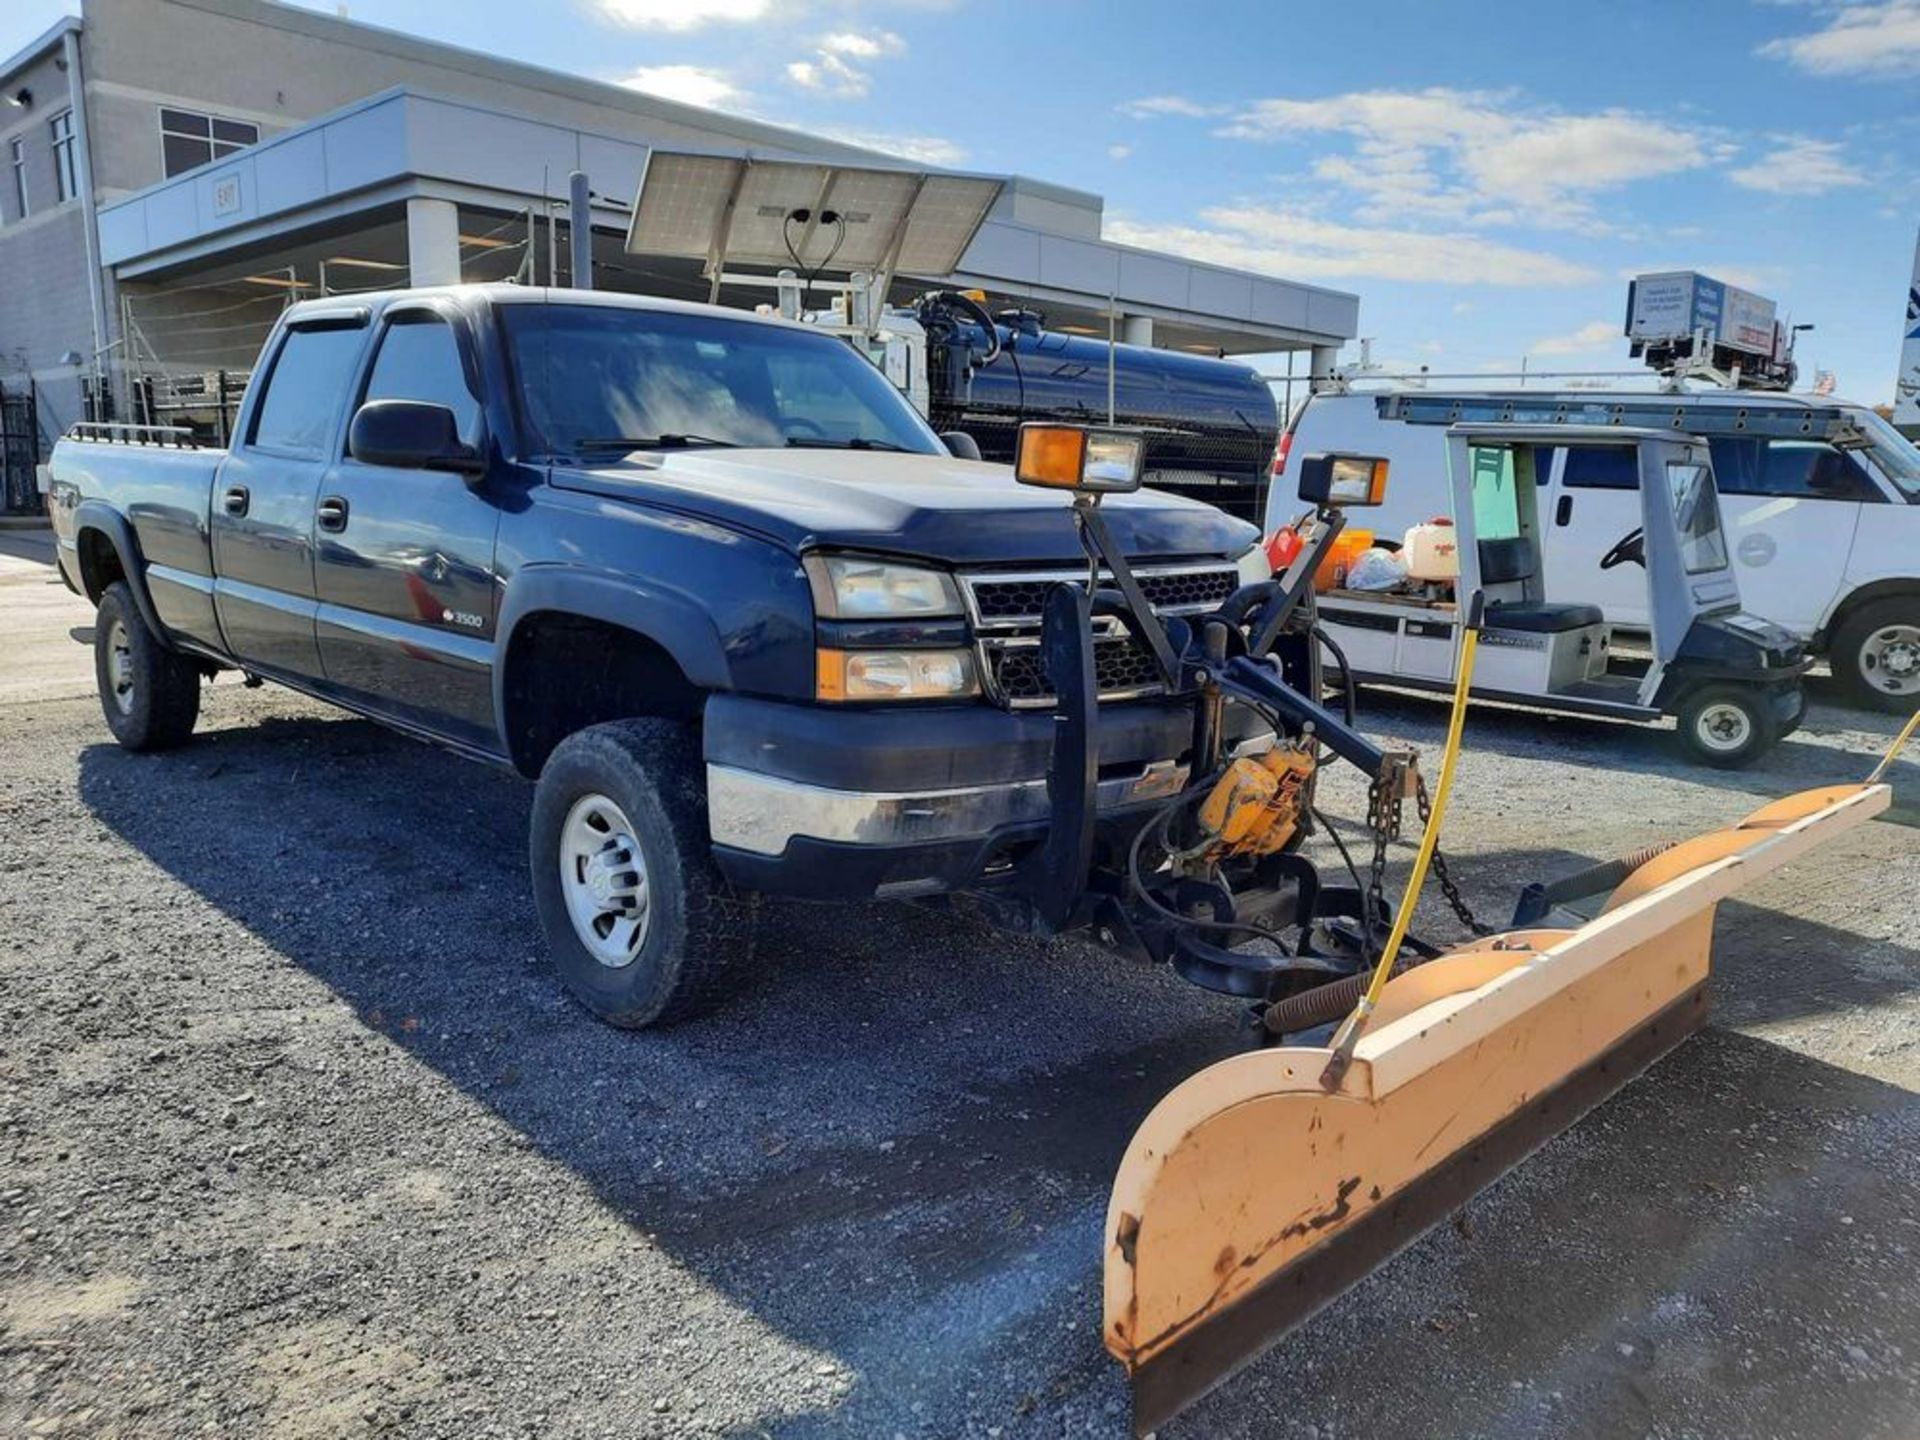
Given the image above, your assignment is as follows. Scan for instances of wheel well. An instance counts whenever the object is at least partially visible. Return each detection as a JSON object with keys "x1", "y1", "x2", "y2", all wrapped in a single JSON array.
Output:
[
  {"x1": 502, "y1": 612, "x2": 705, "y2": 777},
  {"x1": 76, "y1": 527, "x2": 127, "y2": 603},
  {"x1": 1820, "y1": 581, "x2": 1920, "y2": 649}
]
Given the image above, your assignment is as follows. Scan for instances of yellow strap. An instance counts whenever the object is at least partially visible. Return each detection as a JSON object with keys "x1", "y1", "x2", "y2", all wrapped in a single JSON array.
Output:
[
  {"x1": 1867, "y1": 708, "x2": 1920, "y2": 787},
  {"x1": 1322, "y1": 617, "x2": 1481, "y2": 1079}
]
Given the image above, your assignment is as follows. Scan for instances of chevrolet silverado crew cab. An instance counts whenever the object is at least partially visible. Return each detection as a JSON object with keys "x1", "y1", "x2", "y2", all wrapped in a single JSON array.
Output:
[{"x1": 49, "y1": 285, "x2": 1267, "y2": 1026}]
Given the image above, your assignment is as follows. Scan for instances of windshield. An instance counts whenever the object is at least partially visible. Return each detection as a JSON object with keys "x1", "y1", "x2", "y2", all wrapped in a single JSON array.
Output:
[
  {"x1": 1667, "y1": 460, "x2": 1730, "y2": 574},
  {"x1": 502, "y1": 302, "x2": 944, "y2": 459},
  {"x1": 1851, "y1": 408, "x2": 1920, "y2": 501}
]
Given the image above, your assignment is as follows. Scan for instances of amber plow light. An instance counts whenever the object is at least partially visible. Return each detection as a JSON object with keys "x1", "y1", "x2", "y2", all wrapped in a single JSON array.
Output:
[
  {"x1": 1014, "y1": 423, "x2": 1145, "y2": 493},
  {"x1": 1101, "y1": 781, "x2": 1891, "y2": 1436}
]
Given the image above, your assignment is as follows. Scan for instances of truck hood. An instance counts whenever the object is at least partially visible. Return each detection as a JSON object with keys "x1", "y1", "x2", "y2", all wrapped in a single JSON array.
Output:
[{"x1": 551, "y1": 448, "x2": 1258, "y2": 565}]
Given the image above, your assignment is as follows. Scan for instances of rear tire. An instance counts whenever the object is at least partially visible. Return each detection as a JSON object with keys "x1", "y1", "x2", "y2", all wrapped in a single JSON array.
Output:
[
  {"x1": 1829, "y1": 598, "x2": 1920, "y2": 714},
  {"x1": 529, "y1": 719, "x2": 756, "y2": 1028},
  {"x1": 93, "y1": 582, "x2": 200, "y2": 752},
  {"x1": 1675, "y1": 684, "x2": 1777, "y2": 769}
]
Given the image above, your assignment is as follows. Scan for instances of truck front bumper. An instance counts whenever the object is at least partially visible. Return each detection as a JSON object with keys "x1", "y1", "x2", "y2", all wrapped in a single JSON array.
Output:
[{"x1": 703, "y1": 693, "x2": 1273, "y2": 902}]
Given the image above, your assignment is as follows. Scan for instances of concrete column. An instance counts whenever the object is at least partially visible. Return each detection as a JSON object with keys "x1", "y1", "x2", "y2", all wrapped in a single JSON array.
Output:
[
  {"x1": 1121, "y1": 314, "x2": 1154, "y2": 347},
  {"x1": 406, "y1": 198, "x2": 462, "y2": 288}
]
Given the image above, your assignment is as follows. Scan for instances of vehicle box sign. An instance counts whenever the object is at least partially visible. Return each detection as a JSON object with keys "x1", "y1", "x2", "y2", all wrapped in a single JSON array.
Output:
[
  {"x1": 1626, "y1": 271, "x2": 1775, "y2": 357},
  {"x1": 1719, "y1": 283, "x2": 1777, "y2": 355}
]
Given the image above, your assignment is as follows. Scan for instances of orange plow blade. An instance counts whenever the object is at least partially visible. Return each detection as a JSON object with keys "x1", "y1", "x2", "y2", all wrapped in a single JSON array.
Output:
[{"x1": 1104, "y1": 782, "x2": 1890, "y2": 1434}]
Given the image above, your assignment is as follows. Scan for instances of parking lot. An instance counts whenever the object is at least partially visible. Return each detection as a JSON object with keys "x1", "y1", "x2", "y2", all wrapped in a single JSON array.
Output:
[{"x1": 2, "y1": 528, "x2": 1916, "y2": 1439}]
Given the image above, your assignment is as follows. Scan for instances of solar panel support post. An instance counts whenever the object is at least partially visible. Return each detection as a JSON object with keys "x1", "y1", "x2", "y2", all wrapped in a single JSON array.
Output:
[{"x1": 568, "y1": 171, "x2": 593, "y2": 291}]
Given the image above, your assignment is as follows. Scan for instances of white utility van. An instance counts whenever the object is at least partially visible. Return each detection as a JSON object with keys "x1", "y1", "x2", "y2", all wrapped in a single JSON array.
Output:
[{"x1": 1269, "y1": 389, "x2": 1920, "y2": 711}]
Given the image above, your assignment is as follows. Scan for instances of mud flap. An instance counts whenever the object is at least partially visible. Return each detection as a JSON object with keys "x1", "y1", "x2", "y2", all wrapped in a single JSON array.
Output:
[{"x1": 1103, "y1": 782, "x2": 1891, "y2": 1435}]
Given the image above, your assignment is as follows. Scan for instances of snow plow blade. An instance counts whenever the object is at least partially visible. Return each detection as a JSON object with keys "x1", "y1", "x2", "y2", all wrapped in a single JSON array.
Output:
[{"x1": 1104, "y1": 782, "x2": 1890, "y2": 1435}]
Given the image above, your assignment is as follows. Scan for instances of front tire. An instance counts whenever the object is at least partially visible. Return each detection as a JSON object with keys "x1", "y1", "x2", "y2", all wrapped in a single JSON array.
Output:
[
  {"x1": 1829, "y1": 598, "x2": 1920, "y2": 714},
  {"x1": 529, "y1": 719, "x2": 756, "y2": 1028},
  {"x1": 93, "y1": 582, "x2": 200, "y2": 752},
  {"x1": 1675, "y1": 684, "x2": 1777, "y2": 769}
]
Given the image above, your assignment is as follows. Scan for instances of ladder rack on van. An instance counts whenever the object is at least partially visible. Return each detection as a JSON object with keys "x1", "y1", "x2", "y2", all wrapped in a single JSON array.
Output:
[{"x1": 1375, "y1": 393, "x2": 1869, "y2": 446}]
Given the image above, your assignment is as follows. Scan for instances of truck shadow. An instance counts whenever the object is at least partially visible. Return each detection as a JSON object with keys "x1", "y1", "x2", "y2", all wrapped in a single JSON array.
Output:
[{"x1": 73, "y1": 707, "x2": 1919, "y2": 1436}]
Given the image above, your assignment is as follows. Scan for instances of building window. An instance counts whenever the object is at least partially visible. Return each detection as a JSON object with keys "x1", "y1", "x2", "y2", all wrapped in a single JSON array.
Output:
[
  {"x1": 8, "y1": 137, "x2": 26, "y2": 220},
  {"x1": 159, "y1": 108, "x2": 259, "y2": 179},
  {"x1": 51, "y1": 109, "x2": 78, "y2": 203}
]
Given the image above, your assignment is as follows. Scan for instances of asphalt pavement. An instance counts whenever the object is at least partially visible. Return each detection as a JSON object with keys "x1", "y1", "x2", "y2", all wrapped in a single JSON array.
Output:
[{"x1": 2, "y1": 533, "x2": 1915, "y2": 1438}]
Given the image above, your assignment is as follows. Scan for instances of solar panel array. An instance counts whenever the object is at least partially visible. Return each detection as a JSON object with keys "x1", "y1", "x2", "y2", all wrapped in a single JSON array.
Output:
[{"x1": 625, "y1": 152, "x2": 1002, "y2": 279}]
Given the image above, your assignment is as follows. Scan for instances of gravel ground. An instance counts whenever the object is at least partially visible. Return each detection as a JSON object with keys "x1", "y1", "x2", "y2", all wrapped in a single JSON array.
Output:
[{"x1": 2, "y1": 542, "x2": 1916, "y2": 1438}]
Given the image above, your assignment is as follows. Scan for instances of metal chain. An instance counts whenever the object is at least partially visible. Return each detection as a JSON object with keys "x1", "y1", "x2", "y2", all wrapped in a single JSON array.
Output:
[
  {"x1": 1415, "y1": 774, "x2": 1491, "y2": 935},
  {"x1": 1364, "y1": 773, "x2": 1396, "y2": 945}
]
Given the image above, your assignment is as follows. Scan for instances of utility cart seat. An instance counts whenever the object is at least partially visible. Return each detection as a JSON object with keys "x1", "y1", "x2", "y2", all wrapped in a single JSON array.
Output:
[{"x1": 1484, "y1": 601, "x2": 1606, "y2": 633}]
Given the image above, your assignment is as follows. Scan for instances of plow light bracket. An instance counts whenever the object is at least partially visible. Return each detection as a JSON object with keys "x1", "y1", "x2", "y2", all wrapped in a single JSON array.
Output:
[
  {"x1": 1015, "y1": 423, "x2": 1146, "y2": 494},
  {"x1": 1297, "y1": 452, "x2": 1389, "y2": 507}
]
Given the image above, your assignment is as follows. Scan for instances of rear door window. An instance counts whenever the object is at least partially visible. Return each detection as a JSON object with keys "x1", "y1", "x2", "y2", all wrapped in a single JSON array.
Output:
[
  {"x1": 249, "y1": 324, "x2": 366, "y2": 457},
  {"x1": 1560, "y1": 446, "x2": 1638, "y2": 489}
]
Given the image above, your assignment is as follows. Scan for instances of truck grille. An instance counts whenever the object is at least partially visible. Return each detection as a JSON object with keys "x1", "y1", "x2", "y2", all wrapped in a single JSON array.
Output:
[{"x1": 959, "y1": 563, "x2": 1239, "y2": 708}]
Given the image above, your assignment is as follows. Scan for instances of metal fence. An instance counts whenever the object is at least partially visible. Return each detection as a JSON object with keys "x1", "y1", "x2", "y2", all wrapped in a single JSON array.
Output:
[
  {"x1": 0, "y1": 381, "x2": 41, "y2": 515},
  {"x1": 131, "y1": 369, "x2": 249, "y2": 446}
]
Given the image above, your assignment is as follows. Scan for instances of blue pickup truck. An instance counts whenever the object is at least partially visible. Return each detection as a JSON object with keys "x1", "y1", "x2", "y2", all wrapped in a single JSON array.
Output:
[{"x1": 49, "y1": 285, "x2": 1275, "y2": 1026}]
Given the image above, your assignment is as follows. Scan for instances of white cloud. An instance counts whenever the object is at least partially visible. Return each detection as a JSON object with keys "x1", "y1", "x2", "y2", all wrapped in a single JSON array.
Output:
[
  {"x1": 591, "y1": 0, "x2": 771, "y2": 30},
  {"x1": 1105, "y1": 207, "x2": 1599, "y2": 287},
  {"x1": 1107, "y1": 143, "x2": 1133, "y2": 161},
  {"x1": 617, "y1": 65, "x2": 740, "y2": 109},
  {"x1": 786, "y1": 29, "x2": 906, "y2": 98},
  {"x1": 1118, "y1": 95, "x2": 1228, "y2": 119},
  {"x1": 1214, "y1": 87, "x2": 1713, "y2": 229},
  {"x1": 816, "y1": 128, "x2": 966, "y2": 166},
  {"x1": 1759, "y1": 1, "x2": 1920, "y2": 77},
  {"x1": 1729, "y1": 137, "x2": 1867, "y2": 193},
  {"x1": 1618, "y1": 262, "x2": 1779, "y2": 291},
  {"x1": 1531, "y1": 320, "x2": 1620, "y2": 356}
]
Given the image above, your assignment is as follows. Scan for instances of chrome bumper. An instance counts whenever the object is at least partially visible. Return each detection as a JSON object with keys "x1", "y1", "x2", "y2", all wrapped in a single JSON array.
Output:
[{"x1": 707, "y1": 733, "x2": 1273, "y2": 857}]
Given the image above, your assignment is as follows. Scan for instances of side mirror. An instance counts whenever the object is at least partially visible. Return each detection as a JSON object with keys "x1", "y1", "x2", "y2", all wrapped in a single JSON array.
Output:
[
  {"x1": 348, "y1": 400, "x2": 483, "y2": 477},
  {"x1": 941, "y1": 430, "x2": 982, "y2": 462},
  {"x1": 1013, "y1": 423, "x2": 1145, "y2": 494},
  {"x1": 1297, "y1": 452, "x2": 1389, "y2": 507}
]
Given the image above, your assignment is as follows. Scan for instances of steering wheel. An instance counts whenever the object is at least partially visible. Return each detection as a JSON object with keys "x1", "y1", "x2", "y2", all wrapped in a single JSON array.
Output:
[
  {"x1": 1599, "y1": 527, "x2": 1646, "y2": 571},
  {"x1": 928, "y1": 290, "x2": 1002, "y2": 366},
  {"x1": 782, "y1": 418, "x2": 828, "y2": 439}
]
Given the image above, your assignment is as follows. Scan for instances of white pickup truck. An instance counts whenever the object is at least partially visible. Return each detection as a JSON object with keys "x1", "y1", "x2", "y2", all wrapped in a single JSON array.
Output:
[{"x1": 1272, "y1": 389, "x2": 1920, "y2": 711}]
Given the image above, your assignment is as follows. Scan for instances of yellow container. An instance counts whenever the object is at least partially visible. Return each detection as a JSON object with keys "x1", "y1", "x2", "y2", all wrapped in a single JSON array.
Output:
[{"x1": 1315, "y1": 528, "x2": 1374, "y2": 591}]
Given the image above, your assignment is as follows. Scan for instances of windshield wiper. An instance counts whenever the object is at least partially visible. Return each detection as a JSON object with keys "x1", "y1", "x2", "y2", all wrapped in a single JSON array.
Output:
[
  {"x1": 784, "y1": 436, "x2": 915, "y2": 452},
  {"x1": 574, "y1": 434, "x2": 740, "y2": 452}
]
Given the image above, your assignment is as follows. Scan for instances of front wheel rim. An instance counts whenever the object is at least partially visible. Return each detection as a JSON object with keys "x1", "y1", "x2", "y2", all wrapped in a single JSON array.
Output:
[
  {"x1": 1859, "y1": 624, "x2": 1920, "y2": 697},
  {"x1": 105, "y1": 619, "x2": 135, "y2": 715},
  {"x1": 558, "y1": 793, "x2": 652, "y2": 968},
  {"x1": 1695, "y1": 701, "x2": 1753, "y2": 753}
]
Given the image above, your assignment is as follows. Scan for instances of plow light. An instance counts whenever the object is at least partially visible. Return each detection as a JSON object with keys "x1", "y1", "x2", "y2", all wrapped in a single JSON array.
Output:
[
  {"x1": 1297, "y1": 452, "x2": 1389, "y2": 507},
  {"x1": 1015, "y1": 424, "x2": 1145, "y2": 494}
]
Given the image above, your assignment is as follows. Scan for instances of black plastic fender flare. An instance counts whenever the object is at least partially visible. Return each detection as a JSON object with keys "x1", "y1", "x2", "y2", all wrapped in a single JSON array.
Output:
[
  {"x1": 492, "y1": 564, "x2": 735, "y2": 768},
  {"x1": 71, "y1": 500, "x2": 173, "y2": 648}
]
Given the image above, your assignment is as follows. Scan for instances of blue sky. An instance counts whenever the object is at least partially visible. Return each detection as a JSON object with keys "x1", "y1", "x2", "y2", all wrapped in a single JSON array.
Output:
[{"x1": 8, "y1": 0, "x2": 1918, "y2": 401}]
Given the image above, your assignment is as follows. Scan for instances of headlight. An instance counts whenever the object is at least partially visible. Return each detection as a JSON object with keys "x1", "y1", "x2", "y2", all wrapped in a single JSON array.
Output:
[
  {"x1": 806, "y1": 554, "x2": 961, "y2": 619},
  {"x1": 817, "y1": 648, "x2": 979, "y2": 701}
]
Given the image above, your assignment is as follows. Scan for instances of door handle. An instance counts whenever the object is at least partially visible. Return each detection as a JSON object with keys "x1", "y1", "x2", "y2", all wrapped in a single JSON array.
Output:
[
  {"x1": 1554, "y1": 494, "x2": 1573, "y2": 527},
  {"x1": 222, "y1": 484, "x2": 249, "y2": 517},
  {"x1": 316, "y1": 496, "x2": 350, "y2": 532}
]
